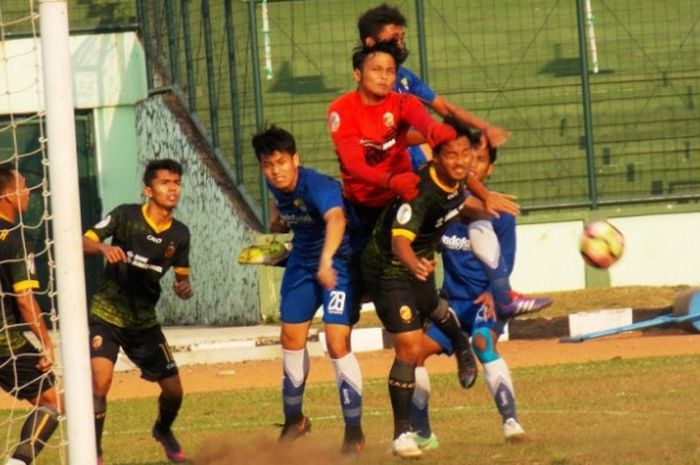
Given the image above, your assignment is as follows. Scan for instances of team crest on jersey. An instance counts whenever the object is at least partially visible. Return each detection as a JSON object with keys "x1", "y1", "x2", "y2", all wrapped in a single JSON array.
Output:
[
  {"x1": 91, "y1": 335, "x2": 103, "y2": 350},
  {"x1": 400, "y1": 77, "x2": 409, "y2": 90},
  {"x1": 94, "y1": 215, "x2": 111, "y2": 229},
  {"x1": 383, "y1": 112, "x2": 395, "y2": 127},
  {"x1": 396, "y1": 203, "x2": 412, "y2": 225},
  {"x1": 26, "y1": 253, "x2": 36, "y2": 275},
  {"x1": 164, "y1": 244, "x2": 176, "y2": 258},
  {"x1": 329, "y1": 111, "x2": 341, "y2": 132},
  {"x1": 0, "y1": 230, "x2": 8, "y2": 241},
  {"x1": 293, "y1": 198, "x2": 307, "y2": 212},
  {"x1": 399, "y1": 305, "x2": 413, "y2": 322}
]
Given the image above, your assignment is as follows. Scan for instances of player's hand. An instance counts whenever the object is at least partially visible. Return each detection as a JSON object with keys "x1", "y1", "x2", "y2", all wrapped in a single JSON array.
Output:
[
  {"x1": 412, "y1": 257, "x2": 436, "y2": 281},
  {"x1": 316, "y1": 257, "x2": 337, "y2": 290},
  {"x1": 100, "y1": 244, "x2": 128, "y2": 264},
  {"x1": 173, "y1": 278, "x2": 193, "y2": 300},
  {"x1": 485, "y1": 125, "x2": 511, "y2": 147},
  {"x1": 388, "y1": 172, "x2": 420, "y2": 201},
  {"x1": 475, "y1": 291, "x2": 495, "y2": 321},
  {"x1": 37, "y1": 348, "x2": 54, "y2": 372},
  {"x1": 484, "y1": 191, "x2": 520, "y2": 218},
  {"x1": 427, "y1": 123, "x2": 457, "y2": 148}
]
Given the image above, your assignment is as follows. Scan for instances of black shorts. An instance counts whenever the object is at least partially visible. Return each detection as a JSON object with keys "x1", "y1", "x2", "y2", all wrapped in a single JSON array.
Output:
[
  {"x1": 0, "y1": 342, "x2": 56, "y2": 401},
  {"x1": 369, "y1": 274, "x2": 439, "y2": 334},
  {"x1": 89, "y1": 319, "x2": 178, "y2": 382}
]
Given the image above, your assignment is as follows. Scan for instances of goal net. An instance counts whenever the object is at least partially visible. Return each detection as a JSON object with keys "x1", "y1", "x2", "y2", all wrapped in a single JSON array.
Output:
[{"x1": 1, "y1": 1, "x2": 95, "y2": 463}]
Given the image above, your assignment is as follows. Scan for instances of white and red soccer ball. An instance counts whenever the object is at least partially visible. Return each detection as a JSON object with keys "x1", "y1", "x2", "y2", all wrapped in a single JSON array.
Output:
[{"x1": 580, "y1": 220, "x2": 624, "y2": 269}]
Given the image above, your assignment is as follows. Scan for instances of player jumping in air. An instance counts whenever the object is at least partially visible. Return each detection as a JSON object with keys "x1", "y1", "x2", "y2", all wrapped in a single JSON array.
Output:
[
  {"x1": 83, "y1": 159, "x2": 193, "y2": 464},
  {"x1": 252, "y1": 126, "x2": 365, "y2": 455},
  {"x1": 411, "y1": 131, "x2": 529, "y2": 452},
  {"x1": 361, "y1": 118, "x2": 481, "y2": 458},
  {"x1": 0, "y1": 167, "x2": 61, "y2": 465}
]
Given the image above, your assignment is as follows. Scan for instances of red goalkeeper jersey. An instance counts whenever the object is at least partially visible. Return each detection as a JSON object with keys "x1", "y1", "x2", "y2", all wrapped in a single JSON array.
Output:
[{"x1": 328, "y1": 90, "x2": 436, "y2": 208}]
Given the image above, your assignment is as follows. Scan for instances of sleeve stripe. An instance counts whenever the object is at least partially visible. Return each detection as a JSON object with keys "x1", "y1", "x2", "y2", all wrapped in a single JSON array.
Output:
[
  {"x1": 13, "y1": 280, "x2": 39, "y2": 292},
  {"x1": 392, "y1": 229, "x2": 416, "y2": 241},
  {"x1": 174, "y1": 267, "x2": 190, "y2": 276},
  {"x1": 84, "y1": 230, "x2": 100, "y2": 242}
]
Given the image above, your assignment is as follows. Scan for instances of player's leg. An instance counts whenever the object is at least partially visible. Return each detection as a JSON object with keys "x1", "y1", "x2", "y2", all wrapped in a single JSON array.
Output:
[
  {"x1": 410, "y1": 334, "x2": 443, "y2": 450},
  {"x1": 420, "y1": 282, "x2": 477, "y2": 389},
  {"x1": 278, "y1": 259, "x2": 317, "y2": 441},
  {"x1": 471, "y1": 323, "x2": 525, "y2": 440},
  {"x1": 468, "y1": 220, "x2": 551, "y2": 317},
  {"x1": 1, "y1": 344, "x2": 60, "y2": 465},
  {"x1": 88, "y1": 320, "x2": 121, "y2": 462},
  {"x1": 323, "y1": 259, "x2": 364, "y2": 454},
  {"x1": 371, "y1": 277, "x2": 424, "y2": 458}
]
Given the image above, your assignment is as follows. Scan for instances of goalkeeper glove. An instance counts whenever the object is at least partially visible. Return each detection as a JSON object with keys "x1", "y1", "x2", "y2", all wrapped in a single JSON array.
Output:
[{"x1": 427, "y1": 123, "x2": 457, "y2": 148}]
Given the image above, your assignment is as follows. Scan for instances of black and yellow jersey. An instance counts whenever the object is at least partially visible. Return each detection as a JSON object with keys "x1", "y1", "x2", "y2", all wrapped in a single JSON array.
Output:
[
  {"x1": 0, "y1": 216, "x2": 40, "y2": 354},
  {"x1": 85, "y1": 204, "x2": 190, "y2": 329},
  {"x1": 362, "y1": 164, "x2": 466, "y2": 279}
]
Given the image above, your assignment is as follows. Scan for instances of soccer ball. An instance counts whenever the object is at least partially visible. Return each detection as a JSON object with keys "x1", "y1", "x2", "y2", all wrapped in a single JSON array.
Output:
[{"x1": 580, "y1": 220, "x2": 624, "y2": 269}]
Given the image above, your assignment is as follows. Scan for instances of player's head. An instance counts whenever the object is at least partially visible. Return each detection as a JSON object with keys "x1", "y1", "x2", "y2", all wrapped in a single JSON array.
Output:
[
  {"x1": 142, "y1": 159, "x2": 183, "y2": 210},
  {"x1": 469, "y1": 130, "x2": 498, "y2": 183},
  {"x1": 252, "y1": 125, "x2": 300, "y2": 192},
  {"x1": 352, "y1": 40, "x2": 406, "y2": 101},
  {"x1": 358, "y1": 3, "x2": 407, "y2": 49},
  {"x1": 0, "y1": 165, "x2": 29, "y2": 215},
  {"x1": 431, "y1": 117, "x2": 476, "y2": 184}
]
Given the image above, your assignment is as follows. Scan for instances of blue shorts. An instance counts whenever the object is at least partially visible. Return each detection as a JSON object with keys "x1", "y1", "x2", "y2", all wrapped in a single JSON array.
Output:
[
  {"x1": 280, "y1": 254, "x2": 360, "y2": 326},
  {"x1": 425, "y1": 298, "x2": 506, "y2": 355}
]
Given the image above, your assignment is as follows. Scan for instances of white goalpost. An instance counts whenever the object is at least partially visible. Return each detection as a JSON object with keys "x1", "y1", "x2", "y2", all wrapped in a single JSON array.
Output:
[{"x1": 37, "y1": 1, "x2": 97, "y2": 464}]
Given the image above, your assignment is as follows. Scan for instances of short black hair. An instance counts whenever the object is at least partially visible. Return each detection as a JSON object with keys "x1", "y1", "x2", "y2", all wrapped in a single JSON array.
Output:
[
  {"x1": 358, "y1": 3, "x2": 406, "y2": 43},
  {"x1": 433, "y1": 117, "x2": 479, "y2": 155},
  {"x1": 352, "y1": 39, "x2": 407, "y2": 71},
  {"x1": 143, "y1": 159, "x2": 183, "y2": 187},
  {"x1": 469, "y1": 128, "x2": 498, "y2": 164},
  {"x1": 0, "y1": 165, "x2": 17, "y2": 193},
  {"x1": 251, "y1": 124, "x2": 297, "y2": 162}
]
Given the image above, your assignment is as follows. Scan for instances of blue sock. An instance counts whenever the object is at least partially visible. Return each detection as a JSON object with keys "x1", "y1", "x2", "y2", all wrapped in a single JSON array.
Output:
[
  {"x1": 411, "y1": 366, "x2": 432, "y2": 437},
  {"x1": 282, "y1": 348, "x2": 309, "y2": 423},
  {"x1": 331, "y1": 353, "x2": 363, "y2": 429}
]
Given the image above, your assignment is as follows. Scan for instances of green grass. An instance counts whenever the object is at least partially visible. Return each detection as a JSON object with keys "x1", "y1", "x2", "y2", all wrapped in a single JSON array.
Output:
[{"x1": 12, "y1": 353, "x2": 698, "y2": 464}]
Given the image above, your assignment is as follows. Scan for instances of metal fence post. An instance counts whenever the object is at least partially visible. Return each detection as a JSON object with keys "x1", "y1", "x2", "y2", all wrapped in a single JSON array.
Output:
[
  {"x1": 182, "y1": 0, "x2": 196, "y2": 111},
  {"x1": 202, "y1": 0, "x2": 219, "y2": 148},
  {"x1": 135, "y1": 0, "x2": 154, "y2": 89},
  {"x1": 576, "y1": 0, "x2": 598, "y2": 209},
  {"x1": 414, "y1": 0, "x2": 429, "y2": 83},
  {"x1": 225, "y1": 0, "x2": 244, "y2": 184},
  {"x1": 247, "y1": 0, "x2": 269, "y2": 229},
  {"x1": 165, "y1": 0, "x2": 178, "y2": 83}
]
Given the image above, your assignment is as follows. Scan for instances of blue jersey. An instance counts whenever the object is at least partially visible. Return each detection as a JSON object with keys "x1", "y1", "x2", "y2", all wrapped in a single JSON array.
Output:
[
  {"x1": 441, "y1": 213, "x2": 516, "y2": 301},
  {"x1": 268, "y1": 167, "x2": 354, "y2": 260},
  {"x1": 395, "y1": 66, "x2": 437, "y2": 103}
]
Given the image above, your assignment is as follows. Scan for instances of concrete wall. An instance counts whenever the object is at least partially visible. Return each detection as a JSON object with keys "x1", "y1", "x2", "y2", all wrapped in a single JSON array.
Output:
[
  {"x1": 511, "y1": 211, "x2": 700, "y2": 292},
  {"x1": 135, "y1": 94, "x2": 260, "y2": 325}
]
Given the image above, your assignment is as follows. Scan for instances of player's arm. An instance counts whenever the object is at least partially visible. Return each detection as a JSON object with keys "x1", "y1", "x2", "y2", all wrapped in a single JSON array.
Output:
[
  {"x1": 269, "y1": 201, "x2": 290, "y2": 233},
  {"x1": 83, "y1": 233, "x2": 127, "y2": 264},
  {"x1": 173, "y1": 271, "x2": 193, "y2": 300},
  {"x1": 16, "y1": 291, "x2": 53, "y2": 371},
  {"x1": 392, "y1": 233, "x2": 435, "y2": 281},
  {"x1": 465, "y1": 175, "x2": 520, "y2": 218},
  {"x1": 400, "y1": 95, "x2": 457, "y2": 149},
  {"x1": 317, "y1": 206, "x2": 345, "y2": 290},
  {"x1": 430, "y1": 96, "x2": 511, "y2": 147}
]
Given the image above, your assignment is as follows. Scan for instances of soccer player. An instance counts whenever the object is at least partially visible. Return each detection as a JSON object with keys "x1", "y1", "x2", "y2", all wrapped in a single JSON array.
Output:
[
  {"x1": 411, "y1": 133, "x2": 529, "y2": 451},
  {"x1": 328, "y1": 39, "x2": 458, "y2": 241},
  {"x1": 83, "y1": 159, "x2": 193, "y2": 464},
  {"x1": 251, "y1": 126, "x2": 365, "y2": 455},
  {"x1": 357, "y1": 3, "x2": 511, "y2": 162},
  {"x1": 361, "y1": 118, "x2": 480, "y2": 458},
  {"x1": 0, "y1": 167, "x2": 61, "y2": 465}
]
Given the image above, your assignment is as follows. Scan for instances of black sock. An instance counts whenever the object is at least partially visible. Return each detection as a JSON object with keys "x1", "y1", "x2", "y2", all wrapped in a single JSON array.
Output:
[
  {"x1": 388, "y1": 358, "x2": 416, "y2": 439},
  {"x1": 13, "y1": 406, "x2": 59, "y2": 464},
  {"x1": 431, "y1": 301, "x2": 470, "y2": 353},
  {"x1": 154, "y1": 393, "x2": 182, "y2": 433},
  {"x1": 94, "y1": 396, "x2": 107, "y2": 457}
]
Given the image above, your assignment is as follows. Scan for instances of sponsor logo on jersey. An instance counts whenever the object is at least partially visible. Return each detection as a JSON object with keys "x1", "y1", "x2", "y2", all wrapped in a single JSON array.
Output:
[
  {"x1": 94, "y1": 215, "x2": 111, "y2": 229},
  {"x1": 329, "y1": 111, "x2": 340, "y2": 132},
  {"x1": 147, "y1": 234, "x2": 163, "y2": 244},
  {"x1": 435, "y1": 206, "x2": 463, "y2": 228},
  {"x1": 441, "y1": 234, "x2": 471, "y2": 251},
  {"x1": 164, "y1": 244, "x2": 176, "y2": 258},
  {"x1": 383, "y1": 112, "x2": 395, "y2": 127},
  {"x1": 396, "y1": 203, "x2": 412, "y2": 225},
  {"x1": 279, "y1": 212, "x2": 314, "y2": 226},
  {"x1": 91, "y1": 335, "x2": 103, "y2": 350},
  {"x1": 399, "y1": 305, "x2": 413, "y2": 322},
  {"x1": 126, "y1": 251, "x2": 164, "y2": 274}
]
